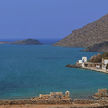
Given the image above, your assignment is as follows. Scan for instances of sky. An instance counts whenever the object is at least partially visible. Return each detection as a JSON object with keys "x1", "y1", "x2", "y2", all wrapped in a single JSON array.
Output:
[{"x1": 0, "y1": 0, "x2": 108, "y2": 40}]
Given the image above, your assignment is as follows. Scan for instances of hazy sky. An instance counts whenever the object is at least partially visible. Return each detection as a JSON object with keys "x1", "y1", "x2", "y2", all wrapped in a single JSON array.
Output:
[{"x1": 0, "y1": 0, "x2": 108, "y2": 39}]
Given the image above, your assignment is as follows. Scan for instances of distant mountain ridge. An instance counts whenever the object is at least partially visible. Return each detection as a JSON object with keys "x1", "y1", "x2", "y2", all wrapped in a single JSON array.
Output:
[{"x1": 54, "y1": 14, "x2": 108, "y2": 48}]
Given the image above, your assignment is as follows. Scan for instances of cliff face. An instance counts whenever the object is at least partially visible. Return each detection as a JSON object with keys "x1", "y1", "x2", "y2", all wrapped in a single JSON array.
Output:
[{"x1": 54, "y1": 14, "x2": 108, "y2": 48}]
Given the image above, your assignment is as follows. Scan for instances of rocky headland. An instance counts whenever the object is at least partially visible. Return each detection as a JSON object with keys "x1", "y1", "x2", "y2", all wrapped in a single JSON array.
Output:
[{"x1": 54, "y1": 14, "x2": 108, "y2": 52}]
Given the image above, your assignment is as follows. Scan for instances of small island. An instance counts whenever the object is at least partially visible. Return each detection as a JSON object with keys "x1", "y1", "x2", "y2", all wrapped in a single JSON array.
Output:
[
  {"x1": 10, "y1": 39, "x2": 42, "y2": 45},
  {"x1": 0, "y1": 39, "x2": 42, "y2": 45},
  {"x1": 0, "y1": 41, "x2": 9, "y2": 44}
]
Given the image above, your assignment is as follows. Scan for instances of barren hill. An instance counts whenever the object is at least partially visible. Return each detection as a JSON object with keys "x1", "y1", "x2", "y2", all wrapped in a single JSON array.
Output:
[
  {"x1": 84, "y1": 41, "x2": 108, "y2": 52},
  {"x1": 54, "y1": 14, "x2": 108, "y2": 48}
]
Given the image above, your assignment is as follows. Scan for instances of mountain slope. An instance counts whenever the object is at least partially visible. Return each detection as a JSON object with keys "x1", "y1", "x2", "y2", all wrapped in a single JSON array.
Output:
[
  {"x1": 84, "y1": 41, "x2": 108, "y2": 52},
  {"x1": 54, "y1": 14, "x2": 108, "y2": 48}
]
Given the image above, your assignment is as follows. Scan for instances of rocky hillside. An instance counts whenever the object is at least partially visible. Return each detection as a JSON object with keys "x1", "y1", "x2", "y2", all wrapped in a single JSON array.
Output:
[
  {"x1": 84, "y1": 41, "x2": 108, "y2": 52},
  {"x1": 10, "y1": 39, "x2": 42, "y2": 45},
  {"x1": 54, "y1": 14, "x2": 108, "y2": 48}
]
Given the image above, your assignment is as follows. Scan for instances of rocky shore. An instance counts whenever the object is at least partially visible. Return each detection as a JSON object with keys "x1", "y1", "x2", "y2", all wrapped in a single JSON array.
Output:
[
  {"x1": 0, "y1": 89, "x2": 108, "y2": 108},
  {"x1": 66, "y1": 64, "x2": 81, "y2": 68},
  {"x1": 0, "y1": 104, "x2": 108, "y2": 108},
  {"x1": 0, "y1": 98, "x2": 108, "y2": 108}
]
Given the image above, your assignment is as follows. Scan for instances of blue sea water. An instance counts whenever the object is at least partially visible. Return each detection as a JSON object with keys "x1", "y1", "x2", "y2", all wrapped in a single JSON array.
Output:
[{"x1": 0, "y1": 44, "x2": 108, "y2": 99}]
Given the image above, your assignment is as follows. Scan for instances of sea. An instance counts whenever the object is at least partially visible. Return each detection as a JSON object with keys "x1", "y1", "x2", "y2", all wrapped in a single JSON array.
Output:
[{"x1": 0, "y1": 39, "x2": 108, "y2": 99}]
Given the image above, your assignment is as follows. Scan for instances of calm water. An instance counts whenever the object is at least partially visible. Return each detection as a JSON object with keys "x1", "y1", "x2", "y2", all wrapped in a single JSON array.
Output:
[{"x1": 0, "y1": 44, "x2": 108, "y2": 99}]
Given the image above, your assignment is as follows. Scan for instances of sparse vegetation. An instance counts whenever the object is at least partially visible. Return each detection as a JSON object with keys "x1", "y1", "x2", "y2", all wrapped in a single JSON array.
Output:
[
  {"x1": 89, "y1": 52, "x2": 108, "y2": 63},
  {"x1": 89, "y1": 54, "x2": 102, "y2": 63},
  {"x1": 85, "y1": 41, "x2": 108, "y2": 52}
]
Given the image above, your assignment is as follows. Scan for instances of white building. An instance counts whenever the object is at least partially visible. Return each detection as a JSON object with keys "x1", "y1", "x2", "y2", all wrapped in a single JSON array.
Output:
[
  {"x1": 102, "y1": 58, "x2": 108, "y2": 70},
  {"x1": 78, "y1": 57, "x2": 87, "y2": 64},
  {"x1": 65, "y1": 91, "x2": 70, "y2": 98},
  {"x1": 78, "y1": 60, "x2": 83, "y2": 64},
  {"x1": 82, "y1": 57, "x2": 87, "y2": 63},
  {"x1": 82, "y1": 63, "x2": 85, "y2": 68},
  {"x1": 78, "y1": 57, "x2": 87, "y2": 67},
  {"x1": 96, "y1": 65, "x2": 101, "y2": 69}
]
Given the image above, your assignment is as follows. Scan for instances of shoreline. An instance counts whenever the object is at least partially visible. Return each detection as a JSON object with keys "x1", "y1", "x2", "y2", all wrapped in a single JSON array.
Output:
[
  {"x1": 0, "y1": 104, "x2": 107, "y2": 108},
  {"x1": 66, "y1": 64, "x2": 108, "y2": 74},
  {"x1": 0, "y1": 99, "x2": 107, "y2": 108},
  {"x1": 0, "y1": 104, "x2": 106, "y2": 108},
  {"x1": 82, "y1": 67, "x2": 108, "y2": 74}
]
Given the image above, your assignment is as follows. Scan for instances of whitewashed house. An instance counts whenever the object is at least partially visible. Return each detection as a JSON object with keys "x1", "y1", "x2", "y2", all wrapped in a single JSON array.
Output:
[
  {"x1": 96, "y1": 65, "x2": 101, "y2": 69},
  {"x1": 82, "y1": 57, "x2": 87, "y2": 63},
  {"x1": 78, "y1": 60, "x2": 83, "y2": 64},
  {"x1": 78, "y1": 57, "x2": 87, "y2": 67},
  {"x1": 102, "y1": 58, "x2": 108, "y2": 70},
  {"x1": 78, "y1": 57, "x2": 87, "y2": 64}
]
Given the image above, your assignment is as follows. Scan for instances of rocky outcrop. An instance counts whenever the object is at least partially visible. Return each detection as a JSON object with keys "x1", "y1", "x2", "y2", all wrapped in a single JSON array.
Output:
[
  {"x1": 84, "y1": 41, "x2": 108, "y2": 52},
  {"x1": 0, "y1": 41, "x2": 9, "y2": 44},
  {"x1": 66, "y1": 64, "x2": 81, "y2": 68},
  {"x1": 10, "y1": 39, "x2": 42, "y2": 45},
  {"x1": 0, "y1": 99, "x2": 72, "y2": 105},
  {"x1": 54, "y1": 14, "x2": 108, "y2": 48}
]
